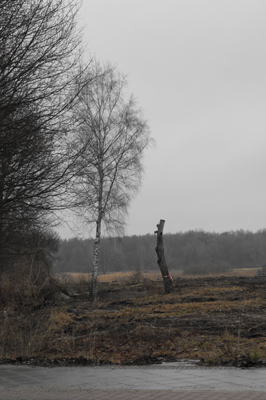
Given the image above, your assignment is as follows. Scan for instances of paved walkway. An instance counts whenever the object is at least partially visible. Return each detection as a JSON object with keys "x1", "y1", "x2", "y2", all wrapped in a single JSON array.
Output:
[{"x1": 1, "y1": 361, "x2": 266, "y2": 399}]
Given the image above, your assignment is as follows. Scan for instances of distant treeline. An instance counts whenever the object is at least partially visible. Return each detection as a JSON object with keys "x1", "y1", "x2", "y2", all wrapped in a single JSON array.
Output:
[{"x1": 54, "y1": 229, "x2": 266, "y2": 275}]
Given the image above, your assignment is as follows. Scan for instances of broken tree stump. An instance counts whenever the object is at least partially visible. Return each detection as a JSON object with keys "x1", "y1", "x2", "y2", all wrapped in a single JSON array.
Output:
[{"x1": 155, "y1": 219, "x2": 173, "y2": 294}]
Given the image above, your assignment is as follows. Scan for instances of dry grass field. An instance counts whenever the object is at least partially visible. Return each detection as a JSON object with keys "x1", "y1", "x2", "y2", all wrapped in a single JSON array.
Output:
[
  {"x1": 60, "y1": 268, "x2": 260, "y2": 283},
  {"x1": 1, "y1": 269, "x2": 266, "y2": 367}
]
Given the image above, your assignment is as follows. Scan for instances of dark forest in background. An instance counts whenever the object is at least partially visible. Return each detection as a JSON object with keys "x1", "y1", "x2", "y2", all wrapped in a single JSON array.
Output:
[{"x1": 55, "y1": 229, "x2": 266, "y2": 275}]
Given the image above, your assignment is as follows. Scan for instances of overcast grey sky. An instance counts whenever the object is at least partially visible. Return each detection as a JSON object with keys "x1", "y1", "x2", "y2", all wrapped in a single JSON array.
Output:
[{"x1": 58, "y1": 0, "x2": 266, "y2": 238}]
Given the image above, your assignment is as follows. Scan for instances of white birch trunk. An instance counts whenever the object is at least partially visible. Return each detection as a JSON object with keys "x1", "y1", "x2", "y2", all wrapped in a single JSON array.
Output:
[{"x1": 91, "y1": 217, "x2": 102, "y2": 299}]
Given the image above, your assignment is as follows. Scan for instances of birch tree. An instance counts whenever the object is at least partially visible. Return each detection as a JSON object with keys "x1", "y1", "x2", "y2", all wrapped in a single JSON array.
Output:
[{"x1": 73, "y1": 63, "x2": 152, "y2": 298}]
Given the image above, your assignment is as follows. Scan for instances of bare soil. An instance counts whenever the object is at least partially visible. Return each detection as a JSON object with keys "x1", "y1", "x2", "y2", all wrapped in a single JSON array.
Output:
[{"x1": 1, "y1": 274, "x2": 266, "y2": 367}]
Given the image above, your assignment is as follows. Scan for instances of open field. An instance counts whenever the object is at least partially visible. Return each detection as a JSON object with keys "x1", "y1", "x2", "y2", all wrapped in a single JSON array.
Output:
[
  {"x1": 1, "y1": 270, "x2": 266, "y2": 367},
  {"x1": 60, "y1": 268, "x2": 261, "y2": 282}
]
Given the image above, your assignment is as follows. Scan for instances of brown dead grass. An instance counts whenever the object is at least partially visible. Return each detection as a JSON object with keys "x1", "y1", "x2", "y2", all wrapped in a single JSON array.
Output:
[
  {"x1": 1, "y1": 271, "x2": 266, "y2": 366},
  {"x1": 59, "y1": 268, "x2": 258, "y2": 283}
]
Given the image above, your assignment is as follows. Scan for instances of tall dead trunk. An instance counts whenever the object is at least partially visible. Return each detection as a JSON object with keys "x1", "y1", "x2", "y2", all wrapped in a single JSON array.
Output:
[
  {"x1": 155, "y1": 219, "x2": 173, "y2": 294},
  {"x1": 91, "y1": 217, "x2": 102, "y2": 299}
]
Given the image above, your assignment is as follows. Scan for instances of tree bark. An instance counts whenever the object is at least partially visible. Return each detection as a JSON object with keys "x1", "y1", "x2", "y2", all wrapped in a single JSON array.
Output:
[
  {"x1": 91, "y1": 217, "x2": 102, "y2": 300},
  {"x1": 155, "y1": 219, "x2": 173, "y2": 294}
]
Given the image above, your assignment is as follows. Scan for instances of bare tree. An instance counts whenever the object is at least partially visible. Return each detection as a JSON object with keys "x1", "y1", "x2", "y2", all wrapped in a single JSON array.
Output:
[
  {"x1": 155, "y1": 220, "x2": 173, "y2": 294},
  {"x1": 72, "y1": 63, "x2": 153, "y2": 298},
  {"x1": 0, "y1": 0, "x2": 89, "y2": 268}
]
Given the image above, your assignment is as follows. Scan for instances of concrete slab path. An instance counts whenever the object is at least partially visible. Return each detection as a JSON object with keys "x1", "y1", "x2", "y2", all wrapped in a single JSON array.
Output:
[{"x1": 1, "y1": 361, "x2": 266, "y2": 399}]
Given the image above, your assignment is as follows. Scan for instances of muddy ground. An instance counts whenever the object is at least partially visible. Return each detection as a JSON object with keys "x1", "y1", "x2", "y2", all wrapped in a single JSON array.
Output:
[{"x1": 1, "y1": 274, "x2": 266, "y2": 367}]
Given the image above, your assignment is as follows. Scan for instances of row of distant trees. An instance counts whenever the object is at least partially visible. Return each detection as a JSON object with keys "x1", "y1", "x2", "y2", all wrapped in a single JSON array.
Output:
[
  {"x1": 55, "y1": 229, "x2": 266, "y2": 275},
  {"x1": 0, "y1": 0, "x2": 151, "y2": 298}
]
